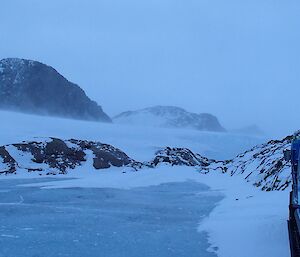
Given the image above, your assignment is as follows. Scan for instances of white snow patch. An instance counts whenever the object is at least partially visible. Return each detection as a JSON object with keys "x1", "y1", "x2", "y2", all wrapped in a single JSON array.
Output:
[
  {"x1": 5, "y1": 145, "x2": 49, "y2": 172},
  {"x1": 198, "y1": 172, "x2": 290, "y2": 257}
]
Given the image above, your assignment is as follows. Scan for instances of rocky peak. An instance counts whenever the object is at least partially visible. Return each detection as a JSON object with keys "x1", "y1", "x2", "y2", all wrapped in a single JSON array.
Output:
[{"x1": 0, "y1": 58, "x2": 111, "y2": 122}]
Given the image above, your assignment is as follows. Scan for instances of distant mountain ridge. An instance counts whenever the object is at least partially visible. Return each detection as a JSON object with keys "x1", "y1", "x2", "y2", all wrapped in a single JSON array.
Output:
[
  {"x1": 0, "y1": 58, "x2": 111, "y2": 122},
  {"x1": 114, "y1": 106, "x2": 226, "y2": 132}
]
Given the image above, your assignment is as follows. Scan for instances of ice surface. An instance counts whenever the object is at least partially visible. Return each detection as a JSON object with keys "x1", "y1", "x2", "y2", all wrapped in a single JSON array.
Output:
[{"x1": 0, "y1": 178, "x2": 222, "y2": 257}]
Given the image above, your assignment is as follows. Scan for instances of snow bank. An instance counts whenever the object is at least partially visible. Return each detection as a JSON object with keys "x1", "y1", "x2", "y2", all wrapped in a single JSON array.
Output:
[{"x1": 198, "y1": 172, "x2": 290, "y2": 257}]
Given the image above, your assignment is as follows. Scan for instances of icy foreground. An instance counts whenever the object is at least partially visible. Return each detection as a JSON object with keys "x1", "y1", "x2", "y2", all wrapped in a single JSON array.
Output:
[
  {"x1": 12, "y1": 167, "x2": 290, "y2": 257},
  {"x1": 0, "y1": 178, "x2": 222, "y2": 257}
]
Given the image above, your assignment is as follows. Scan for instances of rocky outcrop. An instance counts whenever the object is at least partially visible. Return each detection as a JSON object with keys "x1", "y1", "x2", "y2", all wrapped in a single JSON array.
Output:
[
  {"x1": 0, "y1": 58, "x2": 111, "y2": 122},
  {"x1": 113, "y1": 106, "x2": 226, "y2": 132},
  {"x1": 216, "y1": 136, "x2": 292, "y2": 191},
  {"x1": 150, "y1": 147, "x2": 211, "y2": 168},
  {"x1": 0, "y1": 146, "x2": 17, "y2": 174},
  {"x1": 150, "y1": 136, "x2": 292, "y2": 191},
  {"x1": 0, "y1": 138, "x2": 139, "y2": 175},
  {"x1": 0, "y1": 136, "x2": 293, "y2": 191}
]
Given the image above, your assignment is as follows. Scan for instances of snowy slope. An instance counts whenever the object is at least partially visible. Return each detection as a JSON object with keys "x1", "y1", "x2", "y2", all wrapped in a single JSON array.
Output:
[
  {"x1": 0, "y1": 110, "x2": 264, "y2": 161},
  {"x1": 113, "y1": 106, "x2": 226, "y2": 132},
  {"x1": 148, "y1": 135, "x2": 292, "y2": 191},
  {"x1": 212, "y1": 136, "x2": 292, "y2": 191}
]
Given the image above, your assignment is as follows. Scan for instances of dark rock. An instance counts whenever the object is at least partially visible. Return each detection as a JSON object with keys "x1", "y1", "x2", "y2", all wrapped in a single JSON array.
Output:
[
  {"x1": 13, "y1": 139, "x2": 86, "y2": 173},
  {"x1": 0, "y1": 146, "x2": 17, "y2": 174},
  {"x1": 69, "y1": 139, "x2": 133, "y2": 169},
  {"x1": 150, "y1": 147, "x2": 211, "y2": 167},
  {"x1": 0, "y1": 58, "x2": 111, "y2": 122}
]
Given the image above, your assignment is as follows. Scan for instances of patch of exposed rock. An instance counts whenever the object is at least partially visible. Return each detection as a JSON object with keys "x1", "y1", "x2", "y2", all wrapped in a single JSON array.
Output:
[
  {"x1": 0, "y1": 138, "x2": 140, "y2": 175},
  {"x1": 149, "y1": 147, "x2": 211, "y2": 168}
]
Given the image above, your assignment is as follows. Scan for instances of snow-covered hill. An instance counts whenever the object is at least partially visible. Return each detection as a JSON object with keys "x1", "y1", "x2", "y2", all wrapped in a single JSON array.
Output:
[
  {"x1": 150, "y1": 135, "x2": 292, "y2": 191},
  {"x1": 0, "y1": 58, "x2": 111, "y2": 122},
  {"x1": 113, "y1": 106, "x2": 226, "y2": 132},
  {"x1": 212, "y1": 136, "x2": 292, "y2": 191}
]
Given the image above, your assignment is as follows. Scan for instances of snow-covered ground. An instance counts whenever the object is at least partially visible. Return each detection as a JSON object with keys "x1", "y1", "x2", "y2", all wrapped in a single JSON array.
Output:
[{"x1": 0, "y1": 110, "x2": 290, "y2": 257}]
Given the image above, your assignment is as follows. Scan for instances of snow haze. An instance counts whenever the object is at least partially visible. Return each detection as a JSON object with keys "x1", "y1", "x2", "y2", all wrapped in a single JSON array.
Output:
[{"x1": 1, "y1": 0, "x2": 299, "y2": 136}]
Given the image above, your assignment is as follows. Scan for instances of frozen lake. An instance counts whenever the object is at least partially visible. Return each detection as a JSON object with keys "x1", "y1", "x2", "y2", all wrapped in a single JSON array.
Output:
[{"x1": 0, "y1": 178, "x2": 223, "y2": 257}]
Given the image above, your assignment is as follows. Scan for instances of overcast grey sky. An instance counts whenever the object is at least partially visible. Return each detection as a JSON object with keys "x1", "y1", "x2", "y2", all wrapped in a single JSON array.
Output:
[{"x1": 1, "y1": 0, "x2": 299, "y2": 136}]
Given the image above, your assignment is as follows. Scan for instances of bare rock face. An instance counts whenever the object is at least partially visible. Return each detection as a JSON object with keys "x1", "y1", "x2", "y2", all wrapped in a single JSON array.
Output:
[
  {"x1": 0, "y1": 58, "x2": 111, "y2": 122},
  {"x1": 0, "y1": 146, "x2": 17, "y2": 174},
  {"x1": 0, "y1": 138, "x2": 138, "y2": 175},
  {"x1": 12, "y1": 139, "x2": 86, "y2": 174},
  {"x1": 67, "y1": 139, "x2": 134, "y2": 169}
]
